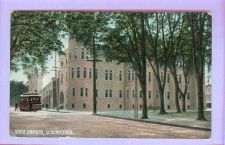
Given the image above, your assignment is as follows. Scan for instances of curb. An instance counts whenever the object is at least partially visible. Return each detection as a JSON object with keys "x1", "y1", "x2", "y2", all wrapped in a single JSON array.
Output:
[
  {"x1": 94, "y1": 114, "x2": 211, "y2": 131},
  {"x1": 40, "y1": 110, "x2": 72, "y2": 113}
]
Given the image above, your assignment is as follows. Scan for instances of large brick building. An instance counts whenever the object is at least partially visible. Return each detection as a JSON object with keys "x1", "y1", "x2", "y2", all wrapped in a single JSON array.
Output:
[{"x1": 40, "y1": 39, "x2": 202, "y2": 111}]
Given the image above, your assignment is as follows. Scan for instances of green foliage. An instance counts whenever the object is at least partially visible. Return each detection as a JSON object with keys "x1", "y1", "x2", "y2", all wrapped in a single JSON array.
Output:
[
  {"x1": 102, "y1": 13, "x2": 146, "y2": 74},
  {"x1": 10, "y1": 81, "x2": 28, "y2": 105},
  {"x1": 64, "y1": 12, "x2": 110, "y2": 56},
  {"x1": 11, "y1": 11, "x2": 65, "y2": 73}
]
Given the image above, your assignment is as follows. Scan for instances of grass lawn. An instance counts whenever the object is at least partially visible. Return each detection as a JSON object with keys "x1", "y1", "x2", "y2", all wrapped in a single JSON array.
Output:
[
  {"x1": 98, "y1": 110, "x2": 211, "y2": 121},
  {"x1": 149, "y1": 111, "x2": 211, "y2": 121}
]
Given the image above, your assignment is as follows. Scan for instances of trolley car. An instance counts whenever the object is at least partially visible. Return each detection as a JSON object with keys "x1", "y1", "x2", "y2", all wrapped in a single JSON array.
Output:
[{"x1": 19, "y1": 92, "x2": 42, "y2": 111}]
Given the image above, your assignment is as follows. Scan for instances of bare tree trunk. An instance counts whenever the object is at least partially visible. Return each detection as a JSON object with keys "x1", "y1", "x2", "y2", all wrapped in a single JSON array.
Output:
[
  {"x1": 197, "y1": 62, "x2": 206, "y2": 120},
  {"x1": 140, "y1": 13, "x2": 148, "y2": 119},
  {"x1": 197, "y1": 77, "x2": 206, "y2": 120},
  {"x1": 159, "y1": 86, "x2": 167, "y2": 114},
  {"x1": 170, "y1": 67, "x2": 181, "y2": 113},
  {"x1": 182, "y1": 95, "x2": 186, "y2": 112},
  {"x1": 175, "y1": 82, "x2": 181, "y2": 113}
]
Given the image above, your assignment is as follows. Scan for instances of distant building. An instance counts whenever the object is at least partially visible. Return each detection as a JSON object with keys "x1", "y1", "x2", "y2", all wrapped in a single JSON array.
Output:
[
  {"x1": 28, "y1": 73, "x2": 43, "y2": 93},
  {"x1": 39, "y1": 77, "x2": 58, "y2": 109},
  {"x1": 40, "y1": 39, "x2": 209, "y2": 111}
]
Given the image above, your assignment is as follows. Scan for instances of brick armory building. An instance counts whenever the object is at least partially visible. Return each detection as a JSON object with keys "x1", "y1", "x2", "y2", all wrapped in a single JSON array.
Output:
[{"x1": 40, "y1": 39, "x2": 201, "y2": 111}]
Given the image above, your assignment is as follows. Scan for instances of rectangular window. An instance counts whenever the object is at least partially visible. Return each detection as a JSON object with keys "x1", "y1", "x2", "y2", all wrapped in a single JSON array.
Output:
[
  {"x1": 139, "y1": 90, "x2": 143, "y2": 98},
  {"x1": 80, "y1": 88, "x2": 83, "y2": 96},
  {"x1": 119, "y1": 90, "x2": 122, "y2": 98},
  {"x1": 61, "y1": 61, "x2": 63, "y2": 67},
  {"x1": 81, "y1": 49, "x2": 85, "y2": 59},
  {"x1": 108, "y1": 104, "x2": 110, "y2": 109},
  {"x1": 119, "y1": 71, "x2": 122, "y2": 81},
  {"x1": 83, "y1": 103, "x2": 86, "y2": 108},
  {"x1": 85, "y1": 88, "x2": 88, "y2": 97},
  {"x1": 140, "y1": 105, "x2": 142, "y2": 109},
  {"x1": 128, "y1": 70, "x2": 131, "y2": 81},
  {"x1": 167, "y1": 92, "x2": 170, "y2": 99},
  {"x1": 132, "y1": 71, "x2": 135, "y2": 80},
  {"x1": 105, "y1": 90, "x2": 108, "y2": 97},
  {"x1": 105, "y1": 70, "x2": 108, "y2": 80},
  {"x1": 167, "y1": 73, "x2": 170, "y2": 83},
  {"x1": 109, "y1": 90, "x2": 112, "y2": 97},
  {"x1": 72, "y1": 104, "x2": 74, "y2": 109},
  {"x1": 71, "y1": 68, "x2": 74, "y2": 78},
  {"x1": 132, "y1": 90, "x2": 135, "y2": 98},
  {"x1": 148, "y1": 91, "x2": 151, "y2": 98},
  {"x1": 84, "y1": 68, "x2": 87, "y2": 78},
  {"x1": 187, "y1": 105, "x2": 190, "y2": 110},
  {"x1": 119, "y1": 104, "x2": 122, "y2": 109},
  {"x1": 168, "y1": 105, "x2": 170, "y2": 109},
  {"x1": 73, "y1": 88, "x2": 75, "y2": 96},
  {"x1": 74, "y1": 50, "x2": 77, "y2": 59},
  {"x1": 148, "y1": 72, "x2": 151, "y2": 82},
  {"x1": 89, "y1": 68, "x2": 92, "y2": 79},
  {"x1": 109, "y1": 70, "x2": 112, "y2": 80},
  {"x1": 77, "y1": 67, "x2": 80, "y2": 78}
]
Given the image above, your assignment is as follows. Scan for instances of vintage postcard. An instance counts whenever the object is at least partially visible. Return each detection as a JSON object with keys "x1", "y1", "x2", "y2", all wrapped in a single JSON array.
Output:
[{"x1": 0, "y1": 0, "x2": 224, "y2": 145}]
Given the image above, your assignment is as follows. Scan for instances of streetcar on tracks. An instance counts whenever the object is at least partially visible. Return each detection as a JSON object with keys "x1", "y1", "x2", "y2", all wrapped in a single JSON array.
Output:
[{"x1": 19, "y1": 92, "x2": 42, "y2": 111}]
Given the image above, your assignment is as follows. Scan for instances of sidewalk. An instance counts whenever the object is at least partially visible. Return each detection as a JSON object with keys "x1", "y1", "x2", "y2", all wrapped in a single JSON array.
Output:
[
  {"x1": 96, "y1": 110, "x2": 211, "y2": 131},
  {"x1": 40, "y1": 108, "x2": 92, "y2": 114},
  {"x1": 40, "y1": 108, "x2": 75, "y2": 113}
]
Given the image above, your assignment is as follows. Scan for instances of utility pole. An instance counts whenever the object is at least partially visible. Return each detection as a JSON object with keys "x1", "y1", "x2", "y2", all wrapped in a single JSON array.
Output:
[
  {"x1": 92, "y1": 12, "x2": 99, "y2": 114},
  {"x1": 93, "y1": 32, "x2": 97, "y2": 114},
  {"x1": 86, "y1": 12, "x2": 101, "y2": 114},
  {"x1": 52, "y1": 51, "x2": 59, "y2": 112}
]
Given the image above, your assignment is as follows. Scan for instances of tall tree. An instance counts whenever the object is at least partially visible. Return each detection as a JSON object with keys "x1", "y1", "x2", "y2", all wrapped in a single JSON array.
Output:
[
  {"x1": 176, "y1": 16, "x2": 194, "y2": 112},
  {"x1": 187, "y1": 13, "x2": 211, "y2": 120},
  {"x1": 166, "y1": 13, "x2": 194, "y2": 113},
  {"x1": 145, "y1": 13, "x2": 171, "y2": 114},
  {"x1": 11, "y1": 11, "x2": 65, "y2": 73},
  {"x1": 102, "y1": 12, "x2": 148, "y2": 119},
  {"x1": 10, "y1": 81, "x2": 28, "y2": 105},
  {"x1": 166, "y1": 13, "x2": 185, "y2": 113}
]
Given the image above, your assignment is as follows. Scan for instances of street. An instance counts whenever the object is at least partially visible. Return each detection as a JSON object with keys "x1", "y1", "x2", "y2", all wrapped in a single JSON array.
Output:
[{"x1": 10, "y1": 109, "x2": 210, "y2": 138}]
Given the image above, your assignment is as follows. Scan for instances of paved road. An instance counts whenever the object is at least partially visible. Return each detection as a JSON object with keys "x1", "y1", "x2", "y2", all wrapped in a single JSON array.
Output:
[{"x1": 10, "y1": 109, "x2": 210, "y2": 138}]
